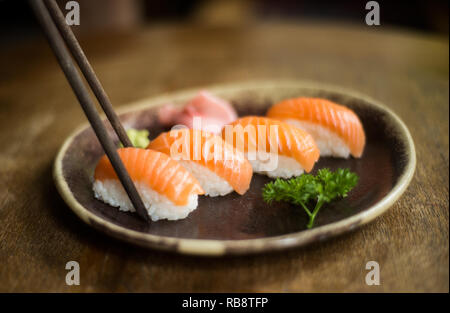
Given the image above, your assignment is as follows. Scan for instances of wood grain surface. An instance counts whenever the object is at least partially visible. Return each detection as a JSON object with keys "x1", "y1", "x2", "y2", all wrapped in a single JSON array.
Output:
[{"x1": 0, "y1": 22, "x2": 448, "y2": 292}]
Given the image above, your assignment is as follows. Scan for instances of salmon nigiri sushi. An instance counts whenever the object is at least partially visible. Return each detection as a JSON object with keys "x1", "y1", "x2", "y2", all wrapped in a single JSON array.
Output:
[
  {"x1": 222, "y1": 116, "x2": 320, "y2": 178},
  {"x1": 267, "y1": 97, "x2": 366, "y2": 158},
  {"x1": 93, "y1": 147, "x2": 204, "y2": 221},
  {"x1": 148, "y1": 129, "x2": 253, "y2": 196}
]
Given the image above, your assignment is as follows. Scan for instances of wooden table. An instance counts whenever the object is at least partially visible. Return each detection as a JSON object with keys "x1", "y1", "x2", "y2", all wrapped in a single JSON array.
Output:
[{"x1": 0, "y1": 22, "x2": 448, "y2": 292}]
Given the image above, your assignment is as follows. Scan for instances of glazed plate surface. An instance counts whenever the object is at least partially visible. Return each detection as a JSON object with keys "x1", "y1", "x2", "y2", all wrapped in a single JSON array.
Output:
[{"x1": 54, "y1": 81, "x2": 416, "y2": 255}]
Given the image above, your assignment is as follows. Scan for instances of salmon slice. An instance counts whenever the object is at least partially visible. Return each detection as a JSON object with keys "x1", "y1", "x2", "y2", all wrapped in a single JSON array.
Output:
[
  {"x1": 94, "y1": 147, "x2": 204, "y2": 206},
  {"x1": 267, "y1": 98, "x2": 366, "y2": 158},
  {"x1": 221, "y1": 116, "x2": 320, "y2": 173},
  {"x1": 148, "y1": 129, "x2": 253, "y2": 195}
]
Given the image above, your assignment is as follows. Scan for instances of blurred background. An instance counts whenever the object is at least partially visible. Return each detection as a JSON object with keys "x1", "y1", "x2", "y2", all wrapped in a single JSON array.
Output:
[{"x1": 1, "y1": 0, "x2": 448, "y2": 45}]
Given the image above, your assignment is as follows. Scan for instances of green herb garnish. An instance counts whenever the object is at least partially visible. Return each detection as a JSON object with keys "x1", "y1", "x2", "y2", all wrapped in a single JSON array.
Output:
[
  {"x1": 120, "y1": 128, "x2": 150, "y2": 149},
  {"x1": 262, "y1": 168, "x2": 359, "y2": 228}
]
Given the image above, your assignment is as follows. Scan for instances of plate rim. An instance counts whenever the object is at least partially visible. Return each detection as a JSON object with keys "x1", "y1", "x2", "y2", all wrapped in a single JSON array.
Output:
[{"x1": 53, "y1": 80, "x2": 416, "y2": 256}]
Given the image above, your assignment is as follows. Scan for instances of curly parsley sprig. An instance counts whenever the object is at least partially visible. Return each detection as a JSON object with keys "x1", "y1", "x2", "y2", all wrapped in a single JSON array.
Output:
[{"x1": 263, "y1": 168, "x2": 359, "y2": 228}]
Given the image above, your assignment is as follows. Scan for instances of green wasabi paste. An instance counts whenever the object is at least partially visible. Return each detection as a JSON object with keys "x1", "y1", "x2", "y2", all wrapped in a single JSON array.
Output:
[{"x1": 120, "y1": 128, "x2": 150, "y2": 149}]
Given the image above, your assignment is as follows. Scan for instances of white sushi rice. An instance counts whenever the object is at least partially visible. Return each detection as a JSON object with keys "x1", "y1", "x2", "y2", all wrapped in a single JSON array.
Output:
[
  {"x1": 247, "y1": 152, "x2": 304, "y2": 179},
  {"x1": 284, "y1": 119, "x2": 350, "y2": 158},
  {"x1": 93, "y1": 179, "x2": 198, "y2": 221},
  {"x1": 179, "y1": 161, "x2": 233, "y2": 196}
]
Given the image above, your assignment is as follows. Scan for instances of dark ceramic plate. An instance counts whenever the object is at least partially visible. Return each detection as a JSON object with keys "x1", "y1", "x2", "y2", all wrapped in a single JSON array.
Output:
[{"x1": 54, "y1": 81, "x2": 416, "y2": 256}]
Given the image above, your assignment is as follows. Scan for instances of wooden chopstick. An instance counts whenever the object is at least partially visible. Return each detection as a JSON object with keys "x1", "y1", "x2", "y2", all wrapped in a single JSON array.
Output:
[
  {"x1": 30, "y1": 0, "x2": 150, "y2": 222},
  {"x1": 43, "y1": 0, "x2": 132, "y2": 148}
]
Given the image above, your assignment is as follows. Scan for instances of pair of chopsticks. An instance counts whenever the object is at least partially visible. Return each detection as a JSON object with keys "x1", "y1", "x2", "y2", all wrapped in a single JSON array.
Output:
[{"x1": 30, "y1": 0, "x2": 150, "y2": 222}]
